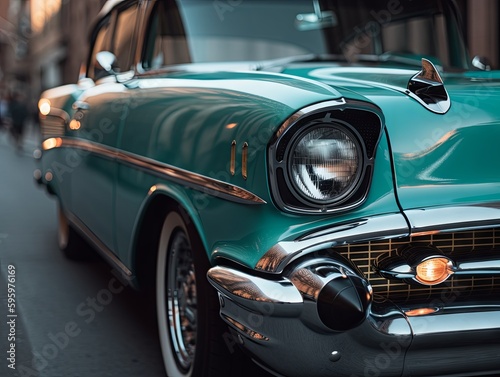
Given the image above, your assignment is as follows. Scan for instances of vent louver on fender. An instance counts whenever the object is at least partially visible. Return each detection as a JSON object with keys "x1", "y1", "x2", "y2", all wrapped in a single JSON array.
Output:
[{"x1": 407, "y1": 59, "x2": 451, "y2": 114}]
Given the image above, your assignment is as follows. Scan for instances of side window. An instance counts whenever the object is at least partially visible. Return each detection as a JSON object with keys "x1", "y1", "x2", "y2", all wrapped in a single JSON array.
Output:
[
  {"x1": 143, "y1": 1, "x2": 191, "y2": 70},
  {"x1": 112, "y1": 4, "x2": 140, "y2": 72},
  {"x1": 87, "y1": 17, "x2": 111, "y2": 80}
]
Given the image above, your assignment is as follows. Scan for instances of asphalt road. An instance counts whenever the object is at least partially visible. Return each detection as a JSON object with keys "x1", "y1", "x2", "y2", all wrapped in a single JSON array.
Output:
[
  {"x1": 0, "y1": 127, "x2": 167, "y2": 377},
  {"x1": 2, "y1": 123, "x2": 497, "y2": 377},
  {"x1": 0, "y1": 126, "x2": 275, "y2": 377}
]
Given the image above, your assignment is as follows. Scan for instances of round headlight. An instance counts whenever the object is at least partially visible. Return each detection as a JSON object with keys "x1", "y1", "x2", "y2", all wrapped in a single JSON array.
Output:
[{"x1": 289, "y1": 125, "x2": 362, "y2": 204}]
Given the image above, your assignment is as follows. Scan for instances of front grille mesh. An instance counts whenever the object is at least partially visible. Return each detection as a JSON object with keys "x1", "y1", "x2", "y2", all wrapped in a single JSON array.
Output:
[{"x1": 335, "y1": 228, "x2": 500, "y2": 300}]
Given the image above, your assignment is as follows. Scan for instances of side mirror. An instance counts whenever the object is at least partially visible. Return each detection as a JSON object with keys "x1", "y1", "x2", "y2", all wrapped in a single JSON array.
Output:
[
  {"x1": 472, "y1": 56, "x2": 492, "y2": 71},
  {"x1": 95, "y1": 51, "x2": 118, "y2": 79}
]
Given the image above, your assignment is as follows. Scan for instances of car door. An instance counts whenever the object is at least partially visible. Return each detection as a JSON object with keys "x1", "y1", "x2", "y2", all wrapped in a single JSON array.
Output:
[
  {"x1": 69, "y1": 1, "x2": 139, "y2": 253},
  {"x1": 113, "y1": 0, "x2": 193, "y2": 260}
]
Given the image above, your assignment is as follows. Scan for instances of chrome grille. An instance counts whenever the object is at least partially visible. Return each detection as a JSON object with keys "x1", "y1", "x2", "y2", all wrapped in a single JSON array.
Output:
[
  {"x1": 335, "y1": 228, "x2": 500, "y2": 300},
  {"x1": 40, "y1": 115, "x2": 66, "y2": 138}
]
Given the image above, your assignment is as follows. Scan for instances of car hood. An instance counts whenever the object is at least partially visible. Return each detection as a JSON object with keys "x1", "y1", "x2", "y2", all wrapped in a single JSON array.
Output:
[{"x1": 282, "y1": 65, "x2": 500, "y2": 211}]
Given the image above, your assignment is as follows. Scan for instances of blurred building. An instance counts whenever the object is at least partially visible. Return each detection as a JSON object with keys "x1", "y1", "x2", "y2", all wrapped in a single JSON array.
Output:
[
  {"x1": 0, "y1": 0, "x2": 105, "y2": 103},
  {"x1": 0, "y1": 0, "x2": 499, "y2": 104},
  {"x1": 0, "y1": 0, "x2": 30, "y2": 97},
  {"x1": 456, "y1": 0, "x2": 499, "y2": 69},
  {"x1": 30, "y1": 0, "x2": 106, "y2": 96}
]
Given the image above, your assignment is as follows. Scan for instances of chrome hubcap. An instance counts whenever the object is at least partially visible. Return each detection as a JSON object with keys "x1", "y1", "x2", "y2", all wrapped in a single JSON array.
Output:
[{"x1": 167, "y1": 230, "x2": 197, "y2": 371}]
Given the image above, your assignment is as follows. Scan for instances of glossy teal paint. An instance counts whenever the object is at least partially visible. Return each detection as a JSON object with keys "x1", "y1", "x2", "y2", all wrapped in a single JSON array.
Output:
[
  {"x1": 39, "y1": 83, "x2": 87, "y2": 204},
  {"x1": 207, "y1": 132, "x2": 400, "y2": 268},
  {"x1": 112, "y1": 71, "x2": 398, "y2": 268},
  {"x1": 112, "y1": 72, "x2": 343, "y2": 262},
  {"x1": 124, "y1": 181, "x2": 207, "y2": 269},
  {"x1": 284, "y1": 65, "x2": 500, "y2": 211},
  {"x1": 119, "y1": 76, "x2": 338, "y2": 188},
  {"x1": 39, "y1": 63, "x2": 500, "y2": 273},
  {"x1": 41, "y1": 71, "x2": 353, "y2": 270},
  {"x1": 379, "y1": 73, "x2": 500, "y2": 209},
  {"x1": 114, "y1": 163, "x2": 158, "y2": 262},
  {"x1": 71, "y1": 81, "x2": 131, "y2": 251}
]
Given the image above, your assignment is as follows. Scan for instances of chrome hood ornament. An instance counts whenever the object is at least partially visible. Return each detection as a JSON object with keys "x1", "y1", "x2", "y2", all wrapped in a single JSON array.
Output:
[{"x1": 407, "y1": 58, "x2": 451, "y2": 114}]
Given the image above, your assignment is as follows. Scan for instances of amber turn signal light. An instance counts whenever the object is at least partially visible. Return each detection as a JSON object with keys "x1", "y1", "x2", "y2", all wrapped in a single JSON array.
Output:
[
  {"x1": 405, "y1": 307, "x2": 439, "y2": 317},
  {"x1": 415, "y1": 257, "x2": 453, "y2": 285}
]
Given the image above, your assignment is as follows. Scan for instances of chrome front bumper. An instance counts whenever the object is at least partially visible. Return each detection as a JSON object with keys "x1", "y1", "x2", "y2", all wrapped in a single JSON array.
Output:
[{"x1": 208, "y1": 210, "x2": 500, "y2": 377}]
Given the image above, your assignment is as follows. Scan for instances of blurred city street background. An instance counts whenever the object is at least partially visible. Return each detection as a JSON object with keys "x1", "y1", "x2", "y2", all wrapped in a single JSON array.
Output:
[
  {"x1": 0, "y1": 0, "x2": 499, "y2": 376},
  {"x1": 0, "y1": 1, "x2": 499, "y2": 120},
  {"x1": 0, "y1": 125, "x2": 166, "y2": 376}
]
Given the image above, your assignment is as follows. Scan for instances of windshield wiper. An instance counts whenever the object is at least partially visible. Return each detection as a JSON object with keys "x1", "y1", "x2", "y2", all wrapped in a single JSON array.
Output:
[{"x1": 254, "y1": 54, "x2": 346, "y2": 71}]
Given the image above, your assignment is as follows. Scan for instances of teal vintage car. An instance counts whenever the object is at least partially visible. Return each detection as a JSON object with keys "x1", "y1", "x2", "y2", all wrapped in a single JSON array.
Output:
[{"x1": 36, "y1": 0, "x2": 500, "y2": 376}]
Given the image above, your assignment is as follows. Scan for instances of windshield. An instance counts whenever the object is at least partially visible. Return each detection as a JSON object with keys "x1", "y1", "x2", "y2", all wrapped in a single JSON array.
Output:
[{"x1": 145, "y1": 0, "x2": 470, "y2": 71}]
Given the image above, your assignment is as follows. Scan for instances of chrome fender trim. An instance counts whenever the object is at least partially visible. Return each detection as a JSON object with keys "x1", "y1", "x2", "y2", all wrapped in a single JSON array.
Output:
[
  {"x1": 255, "y1": 213, "x2": 409, "y2": 274},
  {"x1": 255, "y1": 204, "x2": 500, "y2": 275},
  {"x1": 209, "y1": 263, "x2": 500, "y2": 377},
  {"x1": 64, "y1": 209, "x2": 134, "y2": 284},
  {"x1": 207, "y1": 266, "x2": 303, "y2": 318},
  {"x1": 41, "y1": 137, "x2": 266, "y2": 205},
  {"x1": 406, "y1": 203, "x2": 500, "y2": 235},
  {"x1": 208, "y1": 254, "x2": 374, "y2": 333}
]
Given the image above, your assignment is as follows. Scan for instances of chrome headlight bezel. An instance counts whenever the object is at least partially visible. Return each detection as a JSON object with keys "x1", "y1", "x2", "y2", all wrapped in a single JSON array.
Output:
[{"x1": 268, "y1": 100, "x2": 383, "y2": 214}]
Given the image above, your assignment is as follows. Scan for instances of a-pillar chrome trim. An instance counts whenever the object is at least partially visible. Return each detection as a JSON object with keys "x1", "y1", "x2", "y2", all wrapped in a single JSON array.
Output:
[{"x1": 41, "y1": 137, "x2": 266, "y2": 205}]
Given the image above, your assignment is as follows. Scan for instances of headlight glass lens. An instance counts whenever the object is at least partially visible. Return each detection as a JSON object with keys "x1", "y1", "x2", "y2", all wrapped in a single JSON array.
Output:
[{"x1": 290, "y1": 126, "x2": 361, "y2": 203}]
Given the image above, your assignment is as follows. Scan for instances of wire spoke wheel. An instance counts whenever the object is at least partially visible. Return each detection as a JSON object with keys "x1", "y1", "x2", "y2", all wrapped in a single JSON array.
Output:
[
  {"x1": 156, "y1": 209, "x2": 267, "y2": 377},
  {"x1": 167, "y1": 230, "x2": 197, "y2": 371},
  {"x1": 157, "y1": 211, "x2": 201, "y2": 377}
]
